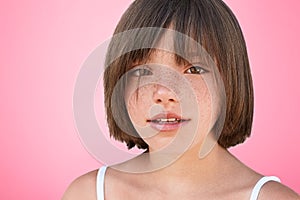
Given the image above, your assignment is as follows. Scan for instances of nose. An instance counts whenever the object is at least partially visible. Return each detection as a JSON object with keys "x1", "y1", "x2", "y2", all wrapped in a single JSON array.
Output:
[{"x1": 152, "y1": 84, "x2": 178, "y2": 104}]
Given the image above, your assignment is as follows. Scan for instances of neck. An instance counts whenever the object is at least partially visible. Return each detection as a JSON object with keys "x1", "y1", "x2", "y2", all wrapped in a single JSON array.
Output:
[
  {"x1": 113, "y1": 143, "x2": 237, "y2": 184},
  {"x1": 112, "y1": 144, "x2": 241, "y2": 194},
  {"x1": 146, "y1": 144, "x2": 236, "y2": 188}
]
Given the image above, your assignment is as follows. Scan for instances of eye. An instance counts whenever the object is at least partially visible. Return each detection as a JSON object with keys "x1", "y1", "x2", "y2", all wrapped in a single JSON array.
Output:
[
  {"x1": 184, "y1": 65, "x2": 208, "y2": 74},
  {"x1": 130, "y1": 68, "x2": 153, "y2": 77}
]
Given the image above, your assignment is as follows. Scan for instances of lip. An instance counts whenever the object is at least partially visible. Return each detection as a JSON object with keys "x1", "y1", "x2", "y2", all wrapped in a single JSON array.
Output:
[{"x1": 146, "y1": 112, "x2": 190, "y2": 132}]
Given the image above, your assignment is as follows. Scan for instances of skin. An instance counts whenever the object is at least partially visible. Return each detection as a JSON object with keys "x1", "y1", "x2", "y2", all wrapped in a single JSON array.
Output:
[
  {"x1": 124, "y1": 50, "x2": 214, "y2": 152},
  {"x1": 62, "y1": 51, "x2": 300, "y2": 200}
]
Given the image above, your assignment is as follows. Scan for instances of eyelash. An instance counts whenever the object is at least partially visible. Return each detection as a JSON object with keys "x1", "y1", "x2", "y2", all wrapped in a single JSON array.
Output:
[
  {"x1": 184, "y1": 65, "x2": 208, "y2": 74},
  {"x1": 129, "y1": 68, "x2": 153, "y2": 77},
  {"x1": 129, "y1": 65, "x2": 208, "y2": 77}
]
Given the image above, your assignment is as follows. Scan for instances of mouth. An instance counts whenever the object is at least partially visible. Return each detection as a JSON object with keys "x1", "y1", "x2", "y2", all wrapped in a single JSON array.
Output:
[{"x1": 146, "y1": 112, "x2": 190, "y2": 131}]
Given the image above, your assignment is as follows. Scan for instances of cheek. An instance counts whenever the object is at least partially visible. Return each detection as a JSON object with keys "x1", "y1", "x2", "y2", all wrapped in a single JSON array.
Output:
[
  {"x1": 188, "y1": 77, "x2": 211, "y2": 106},
  {"x1": 196, "y1": 88, "x2": 212, "y2": 125},
  {"x1": 125, "y1": 85, "x2": 154, "y2": 126},
  {"x1": 188, "y1": 77, "x2": 213, "y2": 126},
  {"x1": 190, "y1": 76, "x2": 224, "y2": 135}
]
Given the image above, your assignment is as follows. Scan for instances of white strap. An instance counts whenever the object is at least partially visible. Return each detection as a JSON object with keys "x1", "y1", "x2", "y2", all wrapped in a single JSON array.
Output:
[
  {"x1": 96, "y1": 166, "x2": 107, "y2": 200},
  {"x1": 96, "y1": 169, "x2": 279, "y2": 200},
  {"x1": 250, "y1": 176, "x2": 281, "y2": 200}
]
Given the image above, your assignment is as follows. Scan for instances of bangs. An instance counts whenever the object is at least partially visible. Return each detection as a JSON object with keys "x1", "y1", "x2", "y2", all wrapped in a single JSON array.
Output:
[
  {"x1": 105, "y1": 0, "x2": 220, "y2": 73},
  {"x1": 124, "y1": 48, "x2": 192, "y2": 71}
]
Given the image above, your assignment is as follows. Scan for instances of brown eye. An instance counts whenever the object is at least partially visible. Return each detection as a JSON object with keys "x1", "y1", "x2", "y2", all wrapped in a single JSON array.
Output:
[{"x1": 184, "y1": 65, "x2": 207, "y2": 74}]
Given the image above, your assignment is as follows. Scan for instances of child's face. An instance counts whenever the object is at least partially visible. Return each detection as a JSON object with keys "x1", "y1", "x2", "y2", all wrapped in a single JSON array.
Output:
[{"x1": 124, "y1": 50, "x2": 221, "y2": 152}]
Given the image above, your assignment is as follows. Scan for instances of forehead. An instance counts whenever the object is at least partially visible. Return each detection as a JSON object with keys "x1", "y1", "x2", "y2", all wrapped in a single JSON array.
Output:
[
  {"x1": 147, "y1": 50, "x2": 179, "y2": 63},
  {"x1": 132, "y1": 50, "x2": 187, "y2": 69},
  {"x1": 122, "y1": 29, "x2": 215, "y2": 70},
  {"x1": 154, "y1": 29, "x2": 205, "y2": 58},
  {"x1": 136, "y1": 49, "x2": 209, "y2": 69}
]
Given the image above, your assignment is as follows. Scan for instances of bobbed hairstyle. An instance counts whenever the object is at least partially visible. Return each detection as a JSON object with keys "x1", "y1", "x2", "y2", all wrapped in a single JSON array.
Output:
[{"x1": 104, "y1": 0, "x2": 254, "y2": 150}]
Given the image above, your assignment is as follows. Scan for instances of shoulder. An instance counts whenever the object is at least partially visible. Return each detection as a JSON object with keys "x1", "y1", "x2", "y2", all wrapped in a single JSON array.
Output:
[
  {"x1": 62, "y1": 169, "x2": 99, "y2": 200},
  {"x1": 258, "y1": 181, "x2": 300, "y2": 200},
  {"x1": 224, "y1": 152, "x2": 299, "y2": 199}
]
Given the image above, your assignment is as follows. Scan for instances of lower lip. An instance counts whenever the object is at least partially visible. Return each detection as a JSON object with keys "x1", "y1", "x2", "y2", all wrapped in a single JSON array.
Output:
[{"x1": 148, "y1": 120, "x2": 190, "y2": 132}]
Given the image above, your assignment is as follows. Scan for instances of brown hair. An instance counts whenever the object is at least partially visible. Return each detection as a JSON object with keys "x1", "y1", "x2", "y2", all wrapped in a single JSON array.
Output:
[{"x1": 104, "y1": 0, "x2": 253, "y2": 149}]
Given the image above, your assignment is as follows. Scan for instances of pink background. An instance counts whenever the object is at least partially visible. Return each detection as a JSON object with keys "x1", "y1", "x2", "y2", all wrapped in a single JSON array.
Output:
[{"x1": 0, "y1": 0, "x2": 299, "y2": 199}]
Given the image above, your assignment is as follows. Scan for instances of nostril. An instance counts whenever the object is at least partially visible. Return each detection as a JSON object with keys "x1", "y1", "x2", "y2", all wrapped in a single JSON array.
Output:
[
  {"x1": 153, "y1": 85, "x2": 178, "y2": 104},
  {"x1": 155, "y1": 98, "x2": 176, "y2": 103}
]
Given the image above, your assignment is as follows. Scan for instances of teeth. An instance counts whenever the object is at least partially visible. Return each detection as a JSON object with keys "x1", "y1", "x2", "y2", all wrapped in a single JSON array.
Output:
[
  {"x1": 167, "y1": 118, "x2": 177, "y2": 122},
  {"x1": 153, "y1": 118, "x2": 182, "y2": 123}
]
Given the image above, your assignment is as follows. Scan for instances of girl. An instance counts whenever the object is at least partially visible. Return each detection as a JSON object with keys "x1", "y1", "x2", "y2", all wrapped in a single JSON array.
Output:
[{"x1": 63, "y1": 0, "x2": 300, "y2": 199}]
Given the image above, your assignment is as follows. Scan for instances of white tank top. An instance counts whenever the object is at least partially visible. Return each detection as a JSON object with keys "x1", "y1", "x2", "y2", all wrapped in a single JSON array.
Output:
[{"x1": 96, "y1": 166, "x2": 280, "y2": 200}]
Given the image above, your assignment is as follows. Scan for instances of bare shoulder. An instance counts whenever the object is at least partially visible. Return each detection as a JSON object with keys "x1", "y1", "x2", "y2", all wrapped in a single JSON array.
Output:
[
  {"x1": 62, "y1": 169, "x2": 98, "y2": 200},
  {"x1": 258, "y1": 181, "x2": 300, "y2": 200},
  {"x1": 225, "y1": 152, "x2": 299, "y2": 199}
]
